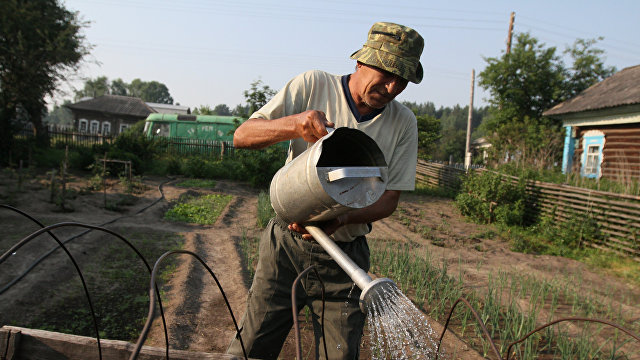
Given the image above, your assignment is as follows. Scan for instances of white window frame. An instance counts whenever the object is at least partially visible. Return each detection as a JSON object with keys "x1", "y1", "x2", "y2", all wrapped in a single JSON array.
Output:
[
  {"x1": 102, "y1": 121, "x2": 111, "y2": 135},
  {"x1": 119, "y1": 123, "x2": 130, "y2": 133},
  {"x1": 581, "y1": 130, "x2": 605, "y2": 179},
  {"x1": 79, "y1": 119, "x2": 88, "y2": 133},
  {"x1": 584, "y1": 145, "x2": 600, "y2": 176},
  {"x1": 90, "y1": 120, "x2": 99, "y2": 134}
]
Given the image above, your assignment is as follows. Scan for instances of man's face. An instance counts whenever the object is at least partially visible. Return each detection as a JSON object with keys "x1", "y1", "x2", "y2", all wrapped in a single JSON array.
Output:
[{"x1": 357, "y1": 63, "x2": 409, "y2": 109}]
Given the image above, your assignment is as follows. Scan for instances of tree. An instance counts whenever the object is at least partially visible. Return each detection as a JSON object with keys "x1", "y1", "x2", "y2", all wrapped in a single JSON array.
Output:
[
  {"x1": 232, "y1": 104, "x2": 251, "y2": 117},
  {"x1": 128, "y1": 78, "x2": 173, "y2": 104},
  {"x1": 110, "y1": 78, "x2": 128, "y2": 96},
  {"x1": 45, "y1": 101, "x2": 74, "y2": 126},
  {"x1": 213, "y1": 104, "x2": 231, "y2": 116},
  {"x1": 564, "y1": 38, "x2": 616, "y2": 98},
  {"x1": 243, "y1": 79, "x2": 276, "y2": 114},
  {"x1": 478, "y1": 32, "x2": 614, "y2": 168},
  {"x1": 192, "y1": 105, "x2": 214, "y2": 115},
  {"x1": 416, "y1": 114, "x2": 440, "y2": 160},
  {"x1": 74, "y1": 76, "x2": 110, "y2": 100},
  {"x1": 479, "y1": 33, "x2": 566, "y2": 128},
  {"x1": 1, "y1": 0, "x2": 90, "y2": 158}
]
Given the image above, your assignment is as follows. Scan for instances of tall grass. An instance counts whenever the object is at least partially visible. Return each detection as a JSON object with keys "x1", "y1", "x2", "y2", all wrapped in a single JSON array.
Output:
[
  {"x1": 368, "y1": 239, "x2": 638, "y2": 359},
  {"x1": 256, "y1": 191, "x2": 275, "y2": 228}
]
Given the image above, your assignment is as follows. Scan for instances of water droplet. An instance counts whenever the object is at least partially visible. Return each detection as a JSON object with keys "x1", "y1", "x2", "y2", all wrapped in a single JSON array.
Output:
[
  {"x1": 12, "y1": 252, "x2": 16, "y2": 256},
  {"x1": 365, "y1": 283, "x2": 446, "y2": 359}
]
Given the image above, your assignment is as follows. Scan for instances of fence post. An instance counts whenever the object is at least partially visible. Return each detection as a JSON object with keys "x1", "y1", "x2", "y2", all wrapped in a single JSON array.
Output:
[{"x1": 103, "y1": 153, "x2": 107, "y2": 209}]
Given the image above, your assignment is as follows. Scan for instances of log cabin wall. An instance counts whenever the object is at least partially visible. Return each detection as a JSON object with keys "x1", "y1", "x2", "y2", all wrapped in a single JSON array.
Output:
[{"x1": 573, "y1": 123, "x2": 640, "y2": 181}]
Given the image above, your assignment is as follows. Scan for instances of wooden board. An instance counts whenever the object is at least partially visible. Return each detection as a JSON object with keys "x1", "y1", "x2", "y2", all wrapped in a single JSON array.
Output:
[{"x1": 0, "y1": 326, "x2": 250, "y2": 360}]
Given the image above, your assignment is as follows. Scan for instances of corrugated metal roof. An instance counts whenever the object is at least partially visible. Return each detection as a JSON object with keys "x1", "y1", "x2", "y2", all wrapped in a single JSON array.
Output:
[
  {"x1": 544, "y1": 64, "x2": 640, "y2": 117},
  {"x1": 66, "y1": 95, "x2": 157, "y2": 117}
]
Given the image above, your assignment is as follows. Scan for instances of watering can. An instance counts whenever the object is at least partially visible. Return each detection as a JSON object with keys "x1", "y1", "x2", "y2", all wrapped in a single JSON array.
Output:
[{"x1": 269, "y1": 127, "x2": 398, "y2": 312}]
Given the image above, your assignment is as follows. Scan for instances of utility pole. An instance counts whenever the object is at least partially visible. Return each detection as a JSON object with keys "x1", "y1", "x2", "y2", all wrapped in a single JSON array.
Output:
[
  {"x1": 506, "y1": 11, "x2": 515, "y2": 54},
  {"x1": 464, "y1": 69, "x2": 475, "y2": 171}
]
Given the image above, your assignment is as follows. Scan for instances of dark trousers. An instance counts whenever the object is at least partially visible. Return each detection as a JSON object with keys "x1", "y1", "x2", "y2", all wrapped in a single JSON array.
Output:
[{"x1": 227, "y1": 217, "x2": 370, "y2": 359}]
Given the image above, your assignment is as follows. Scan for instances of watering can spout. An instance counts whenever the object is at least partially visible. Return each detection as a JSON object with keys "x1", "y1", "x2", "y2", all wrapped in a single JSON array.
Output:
[{"x1": 305, "y1": 226, "x2": 398, "y2": 313}]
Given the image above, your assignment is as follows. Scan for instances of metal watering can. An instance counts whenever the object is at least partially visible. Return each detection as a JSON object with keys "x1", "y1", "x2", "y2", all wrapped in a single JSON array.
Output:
[{"x1": 270, "y1": 127, "x2": 398, "y2": 312}]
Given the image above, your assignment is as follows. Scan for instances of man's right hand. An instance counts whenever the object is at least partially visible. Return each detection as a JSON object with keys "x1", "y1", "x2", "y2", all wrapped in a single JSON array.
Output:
[{"x1": 296, "y1": 110, "x2": 335, "y2": 143}]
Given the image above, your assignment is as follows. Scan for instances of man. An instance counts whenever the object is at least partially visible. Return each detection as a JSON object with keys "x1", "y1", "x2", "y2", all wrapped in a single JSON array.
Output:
[{"x1": 228, "y1": 22, "x2": 424, "y2": 359}]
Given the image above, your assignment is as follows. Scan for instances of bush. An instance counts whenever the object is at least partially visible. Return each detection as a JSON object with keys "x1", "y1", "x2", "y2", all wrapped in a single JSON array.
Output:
[
  {"x1": 183, "y1": 157, "x2": 208, "y2": 178},
  {"x1": 236, "y1": 145, "x2": 287, "y2": 188},
  {"x1": 112, "y1": 121, "x2": 159, "y2": 172},
  {"x1": 455, "y1": 171, "x2": 528, "y2": 226}
]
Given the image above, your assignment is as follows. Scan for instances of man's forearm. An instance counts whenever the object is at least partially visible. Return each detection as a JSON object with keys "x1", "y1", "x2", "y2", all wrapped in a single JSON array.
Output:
[
  {"x1": 233, "y1": 110, "x2": 335, "y2": 149},
  {"x1": 233, "y1": 117, "x2": 299, "y2": 149}
]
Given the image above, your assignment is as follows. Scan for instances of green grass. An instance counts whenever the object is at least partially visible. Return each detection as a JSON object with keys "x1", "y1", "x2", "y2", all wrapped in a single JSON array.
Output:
[
  {"x1": 164, "y1": 193, "x2": 232, "y2": 225},
  {"x1": 175, "y1": 179, "x2": 217, "y2": 188}
]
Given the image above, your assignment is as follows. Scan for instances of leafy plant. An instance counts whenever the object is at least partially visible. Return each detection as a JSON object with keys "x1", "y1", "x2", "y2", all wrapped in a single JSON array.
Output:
[
  {"x1": 455, "y1": 171, "x2": 527, "y2": 226},
  {"x1": 165, "y1": 193, "x2": 232, "y2": 225},
  {"x1": 236, "y1": 145, "x2": 287, "y2": 188}
]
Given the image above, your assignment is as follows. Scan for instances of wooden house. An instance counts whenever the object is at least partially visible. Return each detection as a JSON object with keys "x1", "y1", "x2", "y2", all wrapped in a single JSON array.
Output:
[
  {"x1": 65, "y1": 95, "x2": 157, "y2": 136},
  {"x1": 543, "y1": 65, "x2": 640, "y2": 181}
]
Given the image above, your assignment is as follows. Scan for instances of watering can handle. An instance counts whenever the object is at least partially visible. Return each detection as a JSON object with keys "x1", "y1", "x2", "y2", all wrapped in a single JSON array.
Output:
[{"x1": 326, "y1": 167, "x2": 382, "y2": 182}]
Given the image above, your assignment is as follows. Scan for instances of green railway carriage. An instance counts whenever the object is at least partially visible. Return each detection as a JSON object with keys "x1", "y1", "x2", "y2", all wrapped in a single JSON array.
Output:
[{"x1": 143, "y1": 113, "x2": 244, "y2": 141}]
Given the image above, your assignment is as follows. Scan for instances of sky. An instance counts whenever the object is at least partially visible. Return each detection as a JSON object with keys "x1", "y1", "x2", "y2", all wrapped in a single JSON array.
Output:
[{"x1": 53, "y1": 0, "x2": 640, "y2": 111}]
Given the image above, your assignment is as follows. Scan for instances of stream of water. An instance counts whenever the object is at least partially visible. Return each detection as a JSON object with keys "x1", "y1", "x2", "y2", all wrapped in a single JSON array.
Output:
[{"x1": 365, "y1": 284, "x2": 445, "y2": 359}]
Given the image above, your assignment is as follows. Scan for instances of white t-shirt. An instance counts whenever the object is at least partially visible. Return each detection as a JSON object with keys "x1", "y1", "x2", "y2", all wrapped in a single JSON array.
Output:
[{"x1": 252, "y1": 70, "x2": 418, "y2": 241}]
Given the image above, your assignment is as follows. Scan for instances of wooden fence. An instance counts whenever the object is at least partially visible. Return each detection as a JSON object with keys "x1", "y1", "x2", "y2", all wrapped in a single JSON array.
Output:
[
  {"x1": 17, "y1": 129, "x2": 236, "y2": 159},
  {"x1": 416, "y1": 160, "x2": 640, "y2": 259},
  {"x1": 415, "y1": 160, "x2": 466, "y2": 192},
  {"x1": 17, "y1": 128, "x2": 113, "y2": 149}
]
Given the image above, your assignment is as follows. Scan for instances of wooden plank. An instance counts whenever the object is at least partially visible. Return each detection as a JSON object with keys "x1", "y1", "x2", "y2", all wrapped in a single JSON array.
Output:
[
  {"x1": 0, "y1": 327, "x2": 21, "y2": 360},
  {"x1": 476, "y1": 168, "x2": 640, "y2": 202},
  {"x1": 0, "y1": 326, "x2": 248, "y2": 360},
  {"x1": 531, "y1": 186, "x2": 640, "y2": 213},
  {"x1": 538, "y1": 202, "x2": 639, "y2": 236},
  {"x1": 533, "y1": 191, "x2": 640, "y2": 223}
]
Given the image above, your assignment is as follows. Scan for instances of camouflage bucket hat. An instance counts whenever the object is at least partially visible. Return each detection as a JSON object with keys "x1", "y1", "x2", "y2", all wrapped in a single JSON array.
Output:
[{"x1": 350, "y1": 22, "x2": 424, "y2": 84}]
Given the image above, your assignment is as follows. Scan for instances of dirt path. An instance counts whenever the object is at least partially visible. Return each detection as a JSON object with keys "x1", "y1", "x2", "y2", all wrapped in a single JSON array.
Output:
[{"x1": 144, "y1": 181, "x2": 259, "y2": 353}]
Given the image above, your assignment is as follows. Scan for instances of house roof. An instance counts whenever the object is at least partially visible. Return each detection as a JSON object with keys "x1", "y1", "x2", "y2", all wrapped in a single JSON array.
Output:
[
  {"x1": 544, "y1": 64, "x2": 640, "y2": 117},
  {"x1": 146, "y1": 102, "x2": 190, "y2": 114},
  {"x1": 65, "y1": 95, "x2": 157, "y2": 117}
]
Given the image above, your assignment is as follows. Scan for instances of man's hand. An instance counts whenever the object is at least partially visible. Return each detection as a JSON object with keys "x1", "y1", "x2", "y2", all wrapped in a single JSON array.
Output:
[
  {"x1": 296, "y1": 110, "x2": 335, "y2": 143},
  {"x1": 288, "y1": 214, "x2": 347, "y2": 241}
]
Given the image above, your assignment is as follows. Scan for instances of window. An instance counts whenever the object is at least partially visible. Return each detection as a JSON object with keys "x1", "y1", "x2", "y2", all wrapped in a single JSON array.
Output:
[
  {"x1": 120, "y1": 123, "x2": 129, "y2": 133},
  {"x1": 102, "y1": 122, "x2": 111, "y2": 135},
  {"x1": 151, "y1": 123, "x2": 170, "y2": 137},
  {"x1": 584, "y1": 145, "x2": 600, "y2": 176},
  {"x1": 79, "y1": 119, "x2": 88, "y2": 132},
  {"x1": 581, "y1": 131, "x2": 604, "y2": 179},
  {"x1": 90, "y1": 120, "x2": 99, "y2": 134}
]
